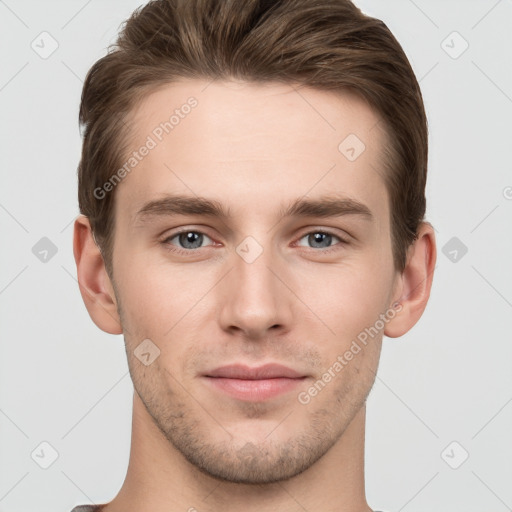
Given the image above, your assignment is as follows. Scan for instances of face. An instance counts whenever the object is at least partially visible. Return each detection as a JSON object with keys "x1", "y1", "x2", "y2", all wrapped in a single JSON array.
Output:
[{"x1": 109, "y1": 79, "x2": 401, "y2": 484}]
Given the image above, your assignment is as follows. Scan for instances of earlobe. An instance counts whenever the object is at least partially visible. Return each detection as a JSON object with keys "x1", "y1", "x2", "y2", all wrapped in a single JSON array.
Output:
[
  {"x1": 73, "y1": 215, "x2": 123, "y2": 334},
  {"x1": 384, "y1": 222, "x2": 437, "y2": 338}
]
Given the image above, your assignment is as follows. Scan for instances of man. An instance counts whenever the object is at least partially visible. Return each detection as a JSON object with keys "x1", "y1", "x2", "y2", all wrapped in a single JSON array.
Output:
[{"x1": 72, "y1": 0, "x2": 436, "y2": 510}]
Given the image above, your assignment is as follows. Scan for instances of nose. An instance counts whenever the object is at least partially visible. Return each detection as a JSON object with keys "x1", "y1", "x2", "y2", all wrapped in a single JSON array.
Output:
[{"x1": 217, "y1": 238, "x2": 294, "y2": 341}]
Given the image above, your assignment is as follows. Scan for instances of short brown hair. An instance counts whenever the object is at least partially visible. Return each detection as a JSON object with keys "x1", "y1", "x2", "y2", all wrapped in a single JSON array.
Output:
[{"x1": 78, "y1": 0, "x2": 428, "y2": 276}]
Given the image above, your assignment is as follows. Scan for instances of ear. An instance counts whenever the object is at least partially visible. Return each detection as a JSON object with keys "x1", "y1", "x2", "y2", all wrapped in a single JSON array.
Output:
[
  {"x1": 384, "y1": 222, "x2": 437, "y2": 338},
  {"x1": 73, "y1": 215, "x2": 123, "y2": 334}
]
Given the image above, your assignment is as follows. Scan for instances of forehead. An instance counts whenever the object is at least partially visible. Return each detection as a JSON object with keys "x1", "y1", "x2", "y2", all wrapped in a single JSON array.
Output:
[{"x1": 117, "y1": 79, "x2": 389, "y2": 228}]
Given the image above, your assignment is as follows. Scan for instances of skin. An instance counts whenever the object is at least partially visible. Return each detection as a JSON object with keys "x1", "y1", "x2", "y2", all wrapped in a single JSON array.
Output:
[{"x1": 73, "y1": 79, "x2": 436, "y2": 512}]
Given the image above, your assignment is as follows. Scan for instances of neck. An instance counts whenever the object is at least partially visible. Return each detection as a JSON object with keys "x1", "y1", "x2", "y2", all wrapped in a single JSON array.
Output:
[{"x1": 103, "y1": 391, "x2": 372, "y2": 512}]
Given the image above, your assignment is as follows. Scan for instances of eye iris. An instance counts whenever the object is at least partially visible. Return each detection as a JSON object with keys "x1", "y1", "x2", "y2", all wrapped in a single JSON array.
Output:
[
  {"x1": 179, "y1": 232, "x2": 202, "y2": 249},
  {"x1": 309, "y1": 232, "x2": 332, "y2": 248}
]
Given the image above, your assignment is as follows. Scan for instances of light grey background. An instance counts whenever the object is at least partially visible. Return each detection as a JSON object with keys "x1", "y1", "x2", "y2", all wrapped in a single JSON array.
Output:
[{"x1": 1, "y1": 1, "x2": 511, "y2": 511}]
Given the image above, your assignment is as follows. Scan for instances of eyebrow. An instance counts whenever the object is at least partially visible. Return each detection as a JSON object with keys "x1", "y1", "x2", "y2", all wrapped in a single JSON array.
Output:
[{"x1": 134, "y1": 193, "x2": 373, "y2": 224}]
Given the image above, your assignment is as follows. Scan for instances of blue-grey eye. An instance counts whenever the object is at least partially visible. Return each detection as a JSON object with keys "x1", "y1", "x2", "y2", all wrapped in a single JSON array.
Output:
[
  {"x1": 297, "y1": 231, "x2": 342, "y2": 249},
  {"x1": 168, "y1": 231, "x2": 213, "y2": 250}
]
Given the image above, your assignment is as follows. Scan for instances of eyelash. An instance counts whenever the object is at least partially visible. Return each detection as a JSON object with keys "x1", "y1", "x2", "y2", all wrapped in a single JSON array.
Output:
[{"x1": 161, "y1": 228, "x2": 348, "y2": 256}]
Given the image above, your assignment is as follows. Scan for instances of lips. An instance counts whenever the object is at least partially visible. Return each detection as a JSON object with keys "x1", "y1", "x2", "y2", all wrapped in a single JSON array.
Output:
[
  {"x1": 203, "y1": 363, "x2": 307, "y2": 401},
  {"x1": 205, "y1": 363, "x2": 305, "y2": 380}
]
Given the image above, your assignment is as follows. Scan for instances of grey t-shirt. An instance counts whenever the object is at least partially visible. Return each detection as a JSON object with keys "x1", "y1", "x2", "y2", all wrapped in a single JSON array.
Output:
[
  {"x1": 71, "y1": 506, "x2": 387, "y2": 512},
  {"x1": 70, "y1": 506, "x2": 105, "y2": 512}
]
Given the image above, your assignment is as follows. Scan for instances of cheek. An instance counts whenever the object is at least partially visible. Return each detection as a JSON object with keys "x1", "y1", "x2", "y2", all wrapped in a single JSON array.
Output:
[
  {"x1": 115, "y1": 264, "x2": 214, "y2": 371},
  {"x1": 115, "y1": 257, "x2": 193, "y2": 321},
  {"x1": 314, "y1": 268, "x2": 392, "y2": 348}
]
